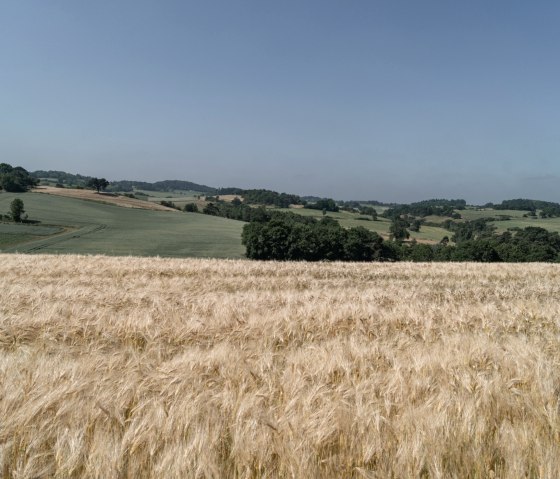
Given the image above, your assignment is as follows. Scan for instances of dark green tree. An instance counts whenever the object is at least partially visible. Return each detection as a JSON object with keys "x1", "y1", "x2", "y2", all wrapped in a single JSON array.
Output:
[
  {"x1": 9, "y1": 198, "x2": 25, "y2": 222},
  {"x1": 202, "y1": 202, "x2": 220, "y2": 215},
  {"x1": 87, "y1": 177, "x2": 109, "y2": 193},
  {"x1": 343, "y1": 227, "x2": 384, "y2": 261},
  {"x1": 0, "y1": 164, "x2": 37, "y2": 192},
  {"x1": 389, "y1": 217, "x2": 410, "y2": 241},
  {"x1": 184, "y1": 203, "x2": 199, "y2": 213}
]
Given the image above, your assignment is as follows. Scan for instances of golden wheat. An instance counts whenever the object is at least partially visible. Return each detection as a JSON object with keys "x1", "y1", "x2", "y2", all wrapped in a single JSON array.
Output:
[{"x1": 1, "y1": 254, "x2": 559, "y2": 478}]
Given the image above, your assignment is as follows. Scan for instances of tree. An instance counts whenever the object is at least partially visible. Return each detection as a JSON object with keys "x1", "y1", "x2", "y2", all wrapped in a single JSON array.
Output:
[
  {"x1": 9, "y1": 198, "x2": 25, "y2": 222},
  {"x1": 389, "y1": 217, "x2": 410, "y2": 241},
  {"x1": 203, "y1": 202, "x2": 220, "y2": 216},
  {"x1": 304, "y1": 198, "x2": 339, "y2": 212},
  {"x1": 343, "y1": 227, "x2": 384, "y2": 261},
  {"x1": 87, "y1": 178, "x2": 109, "y2": 193},
  {"x1": 184, "y1": 203, "x2": 199, "y2": 213},
  {"x1": 409, "y1": 219, "x2": 422, "y2": 232},
  {"x1": 0, "y1": 164, "x2": 37, "y2": 192}
]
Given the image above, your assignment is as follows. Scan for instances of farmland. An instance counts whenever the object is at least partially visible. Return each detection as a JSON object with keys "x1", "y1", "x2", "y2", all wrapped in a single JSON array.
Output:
[
  {"x1": 3, "y1": 184, "x2": 560, "y2": 260},
  {"x1": 1, "y1": 254, "x2": 560, "y2": 477},
  {"x1": 280, "y1": 205, "x2": 560, "y2": 243},
  {"x1": 0, "y1": 192, "x2": 245, "y2": 258}
]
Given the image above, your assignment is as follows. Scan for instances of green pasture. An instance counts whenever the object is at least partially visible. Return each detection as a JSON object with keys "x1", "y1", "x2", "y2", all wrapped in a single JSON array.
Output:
[
  {"x1": 0, "y1": 233, "x2": 36, "y2": 247},
  {"x1": 274, "y1": 208, "x2": 450, "y2": 242},
  {"x1": 127, "y1": 189, "x2": 201, "y2": 209},
  {"x1": 489, "y1": 216, "x2": 560, "y2": 234},
  {"x1": 458, "y1": 208, "x2": 529, "y2": 221},
  {"x1": 0, "y1": 224, "x2": 64, "y2": 235},
  {"x1": 0, "y1": 192, "x2": 245, "y2": 258},
  {"x1": 457, "y1": 208, "x2": 560, "y2": 233}
]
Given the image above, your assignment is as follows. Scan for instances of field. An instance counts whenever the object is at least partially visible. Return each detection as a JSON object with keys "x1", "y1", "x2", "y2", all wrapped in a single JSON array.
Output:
[
  {"x1": 34, "y1": 186, "x2": 177, "y2": 211},
  {"x1": 1, "y1": 254, "x2": 559, "y2": 478},
  {"x1": 276, "y1": 208, "x2": 451, "y2": 243},
  {"x1": 0, "y1": 192, "x2": 245, "y2": 258},
  {"x1": 131, "y1": 189, "x2": 203, "y2": 209},
  {"x1": 281, "y1": 206, "x2": 560, "y2": 244}
]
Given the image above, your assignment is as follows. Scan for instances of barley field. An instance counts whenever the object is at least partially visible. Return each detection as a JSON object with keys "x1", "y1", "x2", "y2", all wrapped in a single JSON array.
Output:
[{"x1": 1, "y1": 254, "x2": 560, "y2": 478}]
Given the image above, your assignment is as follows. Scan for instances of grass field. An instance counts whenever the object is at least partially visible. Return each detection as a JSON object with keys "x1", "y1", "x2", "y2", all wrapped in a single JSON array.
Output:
[
  {"x1": 276, "y1": 208, "x2": 450, "y2": 242},
  {"x1": 0, "y1": 192, "x2": 245, "y2": 258},
  {"x1": 1, "y1": 255, "x2": 559, "y2": 478},
  {"x1": 35, "y1": 186, "x2": 177, "y2": 211},
  {"x1": 131, "y1": 189, "x2": 203, "y2": 209}
]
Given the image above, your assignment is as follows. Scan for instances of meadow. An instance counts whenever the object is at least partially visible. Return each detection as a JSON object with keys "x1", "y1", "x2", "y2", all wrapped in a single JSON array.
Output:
[
  {"x1": 282, "y1": 206, "x2": 560, "y2": 243},
  {"x1": 276, "y1": 208, "x2": 453, "y2": 243},
  {"x1": 0, "y1": 192, "x2": 245, "y2": 258},
  {"x1": 1, "y1": 254, "x2": 559, "y2": 478}
]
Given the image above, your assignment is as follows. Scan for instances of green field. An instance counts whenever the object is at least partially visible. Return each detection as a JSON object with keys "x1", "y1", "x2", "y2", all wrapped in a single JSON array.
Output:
[
  {"x1": 0, "y1": 192, "x2": 245, "y2": 257},
  {"x1": 129, "y1": 189, "x2": 202, "y2": 209},
  {"x1": 276, "y1": 205, "x2": 560, "y2": 244},
  {"x1": 275, "y1": 208, "x2": 450, "y2": 242},
  {"x1": 3, "y1": 191, "x2": 560, "y2": 257},
  {"x1": 456, "y1": 208, "x2": 560, "y2": 233}
]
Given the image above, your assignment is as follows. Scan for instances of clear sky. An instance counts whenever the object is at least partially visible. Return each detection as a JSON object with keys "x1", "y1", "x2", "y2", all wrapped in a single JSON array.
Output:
[{"x1": 1, "y1": 1, "x2": 559, "y2": 203}]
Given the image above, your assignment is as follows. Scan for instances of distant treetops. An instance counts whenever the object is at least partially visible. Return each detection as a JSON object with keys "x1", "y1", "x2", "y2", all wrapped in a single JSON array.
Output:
[{"x1": 0, "y1": 163, "x2": 38, "y2": 192}]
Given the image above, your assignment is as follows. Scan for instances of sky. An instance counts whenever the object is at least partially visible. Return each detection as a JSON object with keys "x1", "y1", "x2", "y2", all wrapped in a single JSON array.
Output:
[{"x1": 1, "y1": 1, "x2": 560, "y2": 203}]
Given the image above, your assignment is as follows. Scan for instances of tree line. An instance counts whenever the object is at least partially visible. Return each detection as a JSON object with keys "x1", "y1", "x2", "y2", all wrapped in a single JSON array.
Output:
[
  {"x1": 240, "y1": 212, "x2": 560, "y2": 262},
  {"x1": 383, "y1": 199, "x2": 466, "y2": 220},
  {"x1": 242, "y1": 215, "x2": 394, "y2": 261},
  {"x1": 487, "y1": 199, "x2": 560, "y2": 218},
  {"x1": 189, "y1": 195, "x2": 560, "y2": 262},
  {"x1": 108, "y1": 179, "x2": 216, "y2": 193},
  {"x1": 304, "y1": 198, "x2": 339, "y2": 212},
  {"x1": 0, "y1": 164, "x2": 38, "y2": 192},
  {"x1": 217, "y1": 188, "x2": 303, "y2": 208}
]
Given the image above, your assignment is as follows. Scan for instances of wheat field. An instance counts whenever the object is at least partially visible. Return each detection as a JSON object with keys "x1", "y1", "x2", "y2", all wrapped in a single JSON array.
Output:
[{"x1": 1, "y1": 254, "x2": 559, "y2": 478}]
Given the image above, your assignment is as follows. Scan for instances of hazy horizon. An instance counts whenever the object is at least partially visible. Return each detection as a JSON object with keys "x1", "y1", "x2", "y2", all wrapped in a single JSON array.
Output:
[{"x1": 2, "y1": 1, "x2": 560, "y2": 204}]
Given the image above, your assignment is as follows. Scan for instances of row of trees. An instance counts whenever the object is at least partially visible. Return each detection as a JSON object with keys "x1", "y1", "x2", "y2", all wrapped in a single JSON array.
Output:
[
  {"x1": 242, "y1": 215, "x2": 394, "y2": 261},
  {"x1": 490, "y1": 198, "x2": 560, "y2": 215},
  {"x1": 398, "y1": 227, "x2": 560, "y2": 262},
  {"x1": 304, "y1": 198, "x2": 339, "y2": 212},
  {"x1": 238, "y1": 204, "x2": 560, "y2": 262},
  {"x1": 31, "y1": 170, "x2": 92, "y2": 188},
  {"x1": 107, "y1": 179, "x2": 215, "y2": 193},
  {"x1": 215, "y1": 189, "x2": 303, "y2": 208},
  {"x1": 383, "y1": 199, "x2": 466, "y2": 220}
]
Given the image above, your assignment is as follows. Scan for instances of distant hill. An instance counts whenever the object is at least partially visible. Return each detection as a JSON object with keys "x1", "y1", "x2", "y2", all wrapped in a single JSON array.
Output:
[
  {"x1": 108, "y1": 179, "x2": 216, "y2": 194},
  {"x1": 31, "y1": 170, "x2": 217, "y2": 194},
  {"x1": 31, "y1": 170, "x2": 92, "y2": 187},
  {"x1": 491, "y1": 198, "x2": 560, "y2": 214}
]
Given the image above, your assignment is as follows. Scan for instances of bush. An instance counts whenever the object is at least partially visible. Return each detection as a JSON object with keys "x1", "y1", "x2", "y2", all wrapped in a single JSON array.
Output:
[
  {"x1": 9, "y1": 198, "x2": 25, "y2": 222},
  {"x1": 184, "y1": 203, "x2": 199, "y2": 213}
]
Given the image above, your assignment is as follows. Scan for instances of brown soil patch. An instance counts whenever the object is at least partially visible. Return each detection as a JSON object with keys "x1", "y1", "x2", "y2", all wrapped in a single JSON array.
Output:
[{"x1": 34, "y1": 187, "x2": 178, "y2": 212}]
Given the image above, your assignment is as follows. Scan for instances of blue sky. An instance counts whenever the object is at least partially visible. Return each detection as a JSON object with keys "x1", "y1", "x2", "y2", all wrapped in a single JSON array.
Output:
[{"x1": 1, "y1": 1, "x2": 559, "y2": 203}]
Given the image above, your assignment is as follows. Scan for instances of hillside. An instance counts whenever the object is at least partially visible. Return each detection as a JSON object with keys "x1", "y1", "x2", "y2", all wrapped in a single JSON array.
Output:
[
  {"x1": 0, "y1": 192, "x2": 245, "y2": 257},
  {"x1": 31, "y1": 170, "x2": 217, "y2": 194},
  {"x1": 34, "y1": 186, "x2": 178, "y2": 211},
  {"x1": 1, "y1": 255, "x2": 559, "y2": 477}
]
